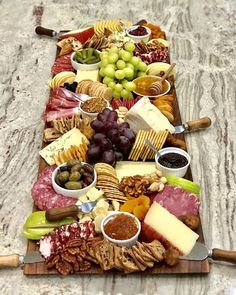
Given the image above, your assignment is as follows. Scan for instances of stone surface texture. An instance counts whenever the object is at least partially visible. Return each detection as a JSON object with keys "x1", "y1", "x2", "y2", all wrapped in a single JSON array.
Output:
[{"x1": 0, "y1": 0, "x2": 236, "y2": 294}]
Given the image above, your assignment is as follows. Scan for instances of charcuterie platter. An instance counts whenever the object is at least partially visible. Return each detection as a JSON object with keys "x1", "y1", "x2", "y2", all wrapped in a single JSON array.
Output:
[{"x1": 21, "y1": 19, "x2": 212, "y2": 275}]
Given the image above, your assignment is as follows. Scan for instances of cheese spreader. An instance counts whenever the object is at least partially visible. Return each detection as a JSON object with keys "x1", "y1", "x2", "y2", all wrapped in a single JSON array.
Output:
[
  {"x1": 0, "y1": 252, "x2": 44, "y2": 268},
  {"x1": 180, "y1": 242, "x2": 236, "y2": 264},
  {"x1": 173, "y1": 117, "x2": 211, "y2": 134},
  {"x1": 45, "y1": 201, "x2": 97, "y2": 222}
]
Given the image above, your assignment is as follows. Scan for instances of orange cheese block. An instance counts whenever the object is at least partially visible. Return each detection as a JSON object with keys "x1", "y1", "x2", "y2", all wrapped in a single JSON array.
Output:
[{"x1": 142, "y1": 202, "x2": 199, "y2": 255}]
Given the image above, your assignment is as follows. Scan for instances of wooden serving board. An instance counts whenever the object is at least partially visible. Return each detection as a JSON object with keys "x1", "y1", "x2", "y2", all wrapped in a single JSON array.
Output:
[{"x1": 24, "y1": 29, "x2": 210, "y2": 275}]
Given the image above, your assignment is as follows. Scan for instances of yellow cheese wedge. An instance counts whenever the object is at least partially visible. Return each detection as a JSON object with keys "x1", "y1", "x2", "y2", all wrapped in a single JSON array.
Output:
[
  {"x1": 115, "y1": 161, "x2": 157, "y2": 180},
  {"x1": 144, "y1": 202, "x2": 199, "y2": 255},
  {"x1": 75, "y1": 70, "x2": 99, "y2": 83},
  {"x1": 39, "y1": 128, "x2": 88, "y2": 165}
]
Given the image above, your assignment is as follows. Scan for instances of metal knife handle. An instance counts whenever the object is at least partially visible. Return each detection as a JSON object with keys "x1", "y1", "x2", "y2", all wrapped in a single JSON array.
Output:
[
  {"x1": 187, "y1": 117, "x2": 211, "y2": 131},
  {"x1": 0, "y1": 254, "x2": 21, "y2": 268},
  {"x1": 35, "y1": 26, "x2": 57, "y2": 37},
  {"x1": 212, "y1": 248, "x2": 236, "y2": 264},
  {"x1": 45, "y1": 205, "x2": 79, "y2": 222}
]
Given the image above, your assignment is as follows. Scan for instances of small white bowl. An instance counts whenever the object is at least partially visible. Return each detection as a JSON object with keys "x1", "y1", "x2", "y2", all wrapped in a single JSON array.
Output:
[
  {"x1": 155, "y1": 147, "x2": 191, "y2": 178},
  {"x1": 133, "y1": 75, "x2": 171, "y2": 98},
  {"x1": 52, "y1": 162, "x2": 97, "y2": 198},
  {"x1": 71, "y1": 51, "x2": 100, "y2": 71},
  {"x1": 101, "y1": 212, "x2": 141, "y2": 248},
  {"x1": 126, "y1": 25, "x2": 151, "y2": 43},
  {"x1": 78, "y1": 98, "x2": 110, "y2": 118}
]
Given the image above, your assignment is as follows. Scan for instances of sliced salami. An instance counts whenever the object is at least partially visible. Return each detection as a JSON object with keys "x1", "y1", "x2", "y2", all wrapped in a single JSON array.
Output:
[
  {"x1": 39, "y1": 221, "x2": 96, "y2": 259},
  {"x1": 51, "y1": 54, "x2": 74, "y2": 75},
  {"x1": 32, "y1": 166, "x2": 76, "y2": 210},
  {"x1": 152, "y1": 185, "x2": 200, "y2": 217}
]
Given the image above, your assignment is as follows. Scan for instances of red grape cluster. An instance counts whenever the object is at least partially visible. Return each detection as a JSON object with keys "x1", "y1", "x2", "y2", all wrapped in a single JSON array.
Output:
[{"x1": 87, "y1": 108, "x2": 135, "y2": 166}]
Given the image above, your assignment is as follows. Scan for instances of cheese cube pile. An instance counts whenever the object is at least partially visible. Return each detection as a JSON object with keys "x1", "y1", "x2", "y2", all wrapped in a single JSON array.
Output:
[{"x1": 76, "y1": 187, "x2": 120, "y2": 233}]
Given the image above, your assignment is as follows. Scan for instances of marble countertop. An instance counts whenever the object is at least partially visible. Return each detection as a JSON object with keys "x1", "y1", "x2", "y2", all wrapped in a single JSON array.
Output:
[{"x1": 0, "y1": 0, "x2": 236, "y2": 294}]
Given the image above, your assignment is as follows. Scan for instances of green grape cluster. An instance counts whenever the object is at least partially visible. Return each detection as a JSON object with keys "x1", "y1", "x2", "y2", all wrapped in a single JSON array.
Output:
[{"x1": 99, "y1": 42, "x2": 147, "y2": 99}]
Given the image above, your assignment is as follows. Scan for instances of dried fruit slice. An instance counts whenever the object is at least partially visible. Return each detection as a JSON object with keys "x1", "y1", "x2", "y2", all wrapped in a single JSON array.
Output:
[
  {"x1": 136, "y1": 195, "x2": 150, "y2": 209},
  {"x1": 120, "y1": 198, "x2": 139, "y2": 213},
  {"x1": 133, "y1": 205, "x2": 148, "y2": 221}
]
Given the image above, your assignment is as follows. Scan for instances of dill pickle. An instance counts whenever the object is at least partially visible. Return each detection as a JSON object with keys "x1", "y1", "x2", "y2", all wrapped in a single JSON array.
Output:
[{"x1": 86, "y1": 58, "x2": 100, "y2": 64}]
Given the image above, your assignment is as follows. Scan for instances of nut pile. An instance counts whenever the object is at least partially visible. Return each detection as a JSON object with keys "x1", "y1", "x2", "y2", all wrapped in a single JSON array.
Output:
[
  {"x1": 46, "y1": 237, "x2": 103, "y2": 275},
  {"x1": 81, "y1": 97, "x2": 107, "y2": 113},
  {"x1": 115, "y1": 106, "x2": 128, "y2": 124},
  {"x1": 119, "y1": 170, "x2": 167, "y2": 198}
]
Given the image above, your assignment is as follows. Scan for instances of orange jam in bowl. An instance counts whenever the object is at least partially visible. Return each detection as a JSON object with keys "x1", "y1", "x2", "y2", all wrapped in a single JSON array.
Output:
[
  {"x1": 133, "y1": 75, "x2": 170, "y2": 97},
  {"x1": 101, "y1": 212, "x2": 141, "y2": 247}
]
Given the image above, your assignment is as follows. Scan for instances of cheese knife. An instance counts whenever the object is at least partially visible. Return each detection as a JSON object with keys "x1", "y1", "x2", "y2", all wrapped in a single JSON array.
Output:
[
  {"x1": 35, "y1": 26, "x2": 64, "y2": 38},
  {"x1": 173, "y1": 117, "x2": 211, "y2": 134},
  {"x1": 0, "y1": 252, "x2": 44, "y2": 268},
  {"x1": 180, "y1": 242, "x2": 236, "y2": 264},
  {"x1": 35, "y1": 26, "x2": 91, "y2": 38}
]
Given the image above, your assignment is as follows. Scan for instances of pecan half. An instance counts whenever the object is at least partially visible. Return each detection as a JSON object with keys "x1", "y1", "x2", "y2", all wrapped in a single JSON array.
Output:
[{"x1": 46, "y1": 255, "x2": 60, "y2": 269}]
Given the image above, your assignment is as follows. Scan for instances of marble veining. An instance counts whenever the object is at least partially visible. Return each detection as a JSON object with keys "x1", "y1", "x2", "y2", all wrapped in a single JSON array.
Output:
[{"x1": 0, "y1": 0, "x2": 235, "y2": 294}]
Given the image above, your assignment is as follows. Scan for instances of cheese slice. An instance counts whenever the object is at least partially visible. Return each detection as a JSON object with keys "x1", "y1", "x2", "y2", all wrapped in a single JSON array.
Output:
[
  {"x1": 39, "y1": 128, "x2": 88, "y2": 165},
  {"x1": 75, "y1": 70, "x2": 99, "y2": 83},
  {"x1": 125, "y1": 97, "x2": 175, "y2": 134},
  {"x1": 144, "y1": 202, "x2": 199, "y2": 255},
  {"x1": 115, "y1": 161, "x2": 157, "y2": 180}
]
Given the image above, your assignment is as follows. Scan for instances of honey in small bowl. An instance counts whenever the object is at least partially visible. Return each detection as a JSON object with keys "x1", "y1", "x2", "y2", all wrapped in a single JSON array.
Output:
[{"x1": 133, "y1": 75, "x2": 170, "y2": 98}]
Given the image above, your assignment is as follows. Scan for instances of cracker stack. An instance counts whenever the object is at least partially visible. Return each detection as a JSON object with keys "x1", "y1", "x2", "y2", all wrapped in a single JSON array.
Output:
[
  {"x1": 128, "y1": 130, "x2": 169, "y2": 161},
  {"x1": 95, "y1": 163, "x2": 127, "y2": 202},
  {"x1": 54, "y1": 140, "x2": 88, "y2": 165},
  {"x1": 76, "y1": 80, "x2": 112, "y2": 102}
]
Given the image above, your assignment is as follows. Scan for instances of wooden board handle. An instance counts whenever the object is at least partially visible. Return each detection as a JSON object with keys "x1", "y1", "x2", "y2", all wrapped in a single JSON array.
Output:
[
  {"x1": 212, "y1": 248, "x2": 236, "y2": 264},
  {"x1": 0, "y1": 254, "x2": 20, "y2": 268},
  {"x1": 187, "y1": 117, "x2": 211, "y2": 131},
  {"x1": 35, "y1": 26, "x2": 56, "y2": 37},
  {"x1": 45, "y1": 205, "x2": 79, "y2": 222}
]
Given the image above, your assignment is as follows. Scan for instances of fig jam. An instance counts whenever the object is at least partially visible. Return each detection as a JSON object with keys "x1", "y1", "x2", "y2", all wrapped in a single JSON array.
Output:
[
  {"x1": 158, "y1": 153, "x2": 188, "y2": 168},
  {"x1": 129, "y1": 26, "x2": 148, "y2": 36}
]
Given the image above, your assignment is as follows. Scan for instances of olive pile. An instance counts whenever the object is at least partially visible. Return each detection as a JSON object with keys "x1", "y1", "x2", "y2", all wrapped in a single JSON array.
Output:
[{"x1": 55, "y1": 160, "x2": 94, "y2": 190}]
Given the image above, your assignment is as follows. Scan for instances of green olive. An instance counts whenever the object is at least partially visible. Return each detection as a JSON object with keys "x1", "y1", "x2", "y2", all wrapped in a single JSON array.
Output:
[
  {"x1": 57, "y1": 171, "x2": 70, "y2": 183},
  {"x1": 65, "y1": 181, "x2": 82, "y2": 190},
  {"x1": 71, "y1": 163, "x2": 83, "y2": 172},
  {"x1": 69, "y1": 171, "x2": 81, "y2": 181},
  {"x1": 67, "y1": 160, "x2": 82, "y2": 169}
]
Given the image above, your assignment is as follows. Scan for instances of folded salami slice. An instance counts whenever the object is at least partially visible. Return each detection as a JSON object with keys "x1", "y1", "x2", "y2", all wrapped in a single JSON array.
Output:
[
  {"x1": 152, "y1": 185, "x2": 200, "y2": 217},
  {"x1": 32, "y1": 166, "x2": 76, "y2": 210},
  {"x1": 51, "y1": 54, "x2": 74, "y2": 75}
]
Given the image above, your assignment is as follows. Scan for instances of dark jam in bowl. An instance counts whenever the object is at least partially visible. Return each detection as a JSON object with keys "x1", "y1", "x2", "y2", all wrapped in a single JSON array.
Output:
[
  {"x1": 129, "y1": 26, "x2": 148, "y2": 36},
  {"x1": 158, "y1": 152, "x2": 188, "y2": 169}
]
